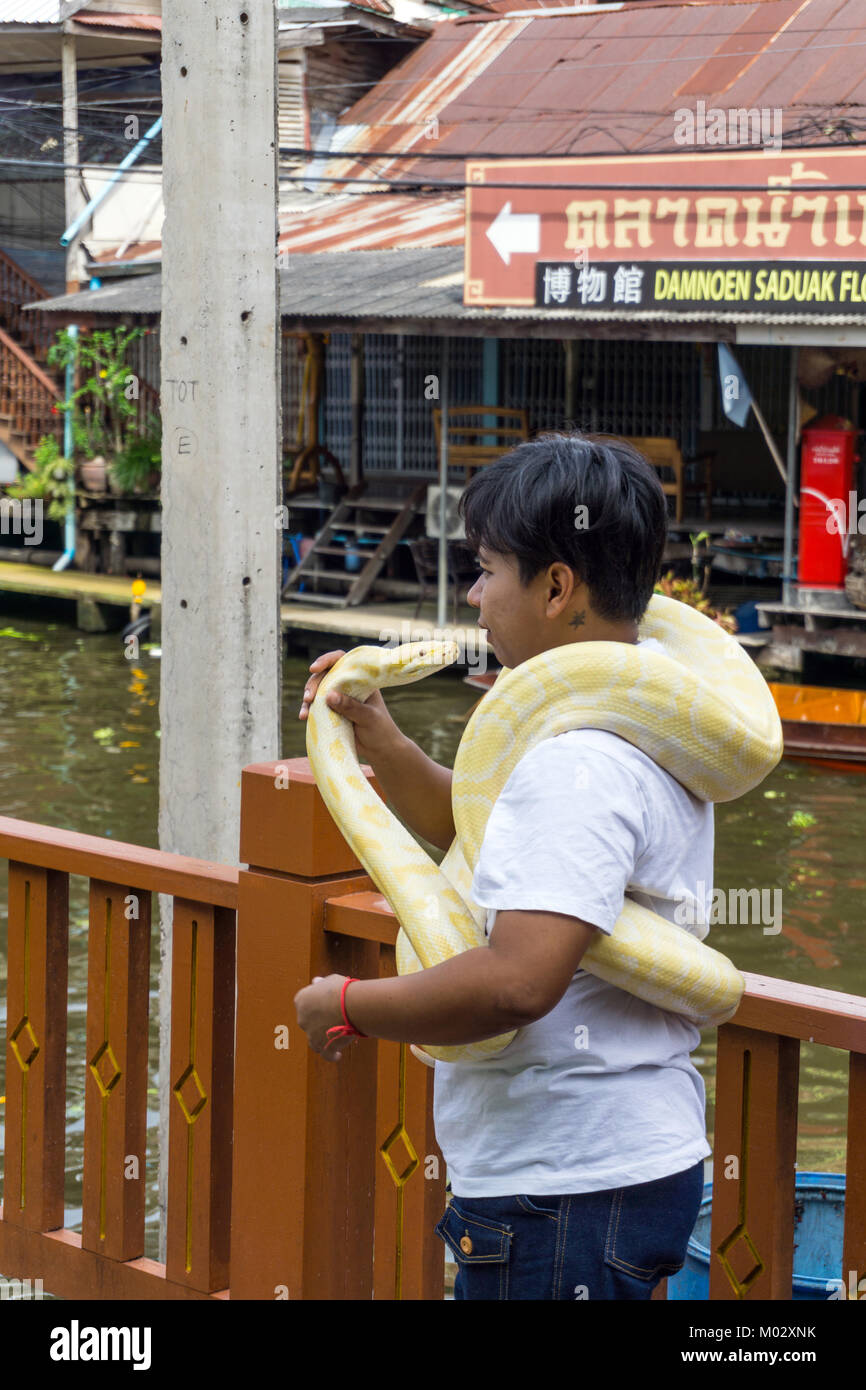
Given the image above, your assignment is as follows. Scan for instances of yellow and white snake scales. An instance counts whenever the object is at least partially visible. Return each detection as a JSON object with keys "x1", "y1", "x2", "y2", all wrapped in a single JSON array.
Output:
[{"x1": 305, "y1": 593, "x2": 783, "y2": 1065}]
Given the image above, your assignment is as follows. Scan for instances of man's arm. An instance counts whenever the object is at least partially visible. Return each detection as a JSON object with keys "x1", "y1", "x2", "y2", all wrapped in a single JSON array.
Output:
[
  {"x1": 364, "y1": 731, "x2": 455, "y2": 852},
  {"x1": 294, "y1": 910, "x2": 598, "y2": 1055}
]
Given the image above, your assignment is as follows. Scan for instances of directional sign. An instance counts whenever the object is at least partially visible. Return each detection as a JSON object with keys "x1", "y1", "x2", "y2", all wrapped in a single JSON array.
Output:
[
  {"x1": 485, "y1": 202, "x2": 540, "y2": 266},
  {"x1": 464, "y1": 149, "x2": 866, "y2": 315}
]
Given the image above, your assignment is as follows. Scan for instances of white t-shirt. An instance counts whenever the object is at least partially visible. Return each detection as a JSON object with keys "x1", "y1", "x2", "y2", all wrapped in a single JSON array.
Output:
[{"x1": 434, "y1": 639, "x2": 714, "y2": 1197}]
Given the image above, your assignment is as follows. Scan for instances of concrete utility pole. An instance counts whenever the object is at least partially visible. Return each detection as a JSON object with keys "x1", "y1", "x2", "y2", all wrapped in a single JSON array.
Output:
[
  {"x1": 60, "y1": 31, "x2": 87, "y2": 291},
  {"x1": 158, "y1": 1, "x2": 282, "y2": 1251}
]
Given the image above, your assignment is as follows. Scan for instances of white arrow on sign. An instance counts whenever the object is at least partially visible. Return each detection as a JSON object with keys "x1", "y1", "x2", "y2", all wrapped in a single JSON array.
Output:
[{"x1": 485, "y1": 202, "x2": 540, "y2": 266}]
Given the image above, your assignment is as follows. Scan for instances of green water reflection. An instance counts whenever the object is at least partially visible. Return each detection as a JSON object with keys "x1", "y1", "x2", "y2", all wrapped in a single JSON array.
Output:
[{"x1": 0, "y1": 618, "x2": 863, "y2": 1263}]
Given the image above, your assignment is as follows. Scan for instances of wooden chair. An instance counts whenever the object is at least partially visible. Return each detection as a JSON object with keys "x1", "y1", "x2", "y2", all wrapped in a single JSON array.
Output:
[
  {"x1": 624, "y1": 436, "x2": 714, "y2": 523},
  {"x1": 409, "y1": 538, "x2": 478, "y2": 624},
  {"x1": 432, "y1": 405, "x2": 530, "y2": 480}
]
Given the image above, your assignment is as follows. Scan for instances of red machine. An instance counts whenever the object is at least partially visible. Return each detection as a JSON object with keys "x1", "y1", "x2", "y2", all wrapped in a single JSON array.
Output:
[{"x1": 797, "y1": 415, "x2": 860, "y2": 590}]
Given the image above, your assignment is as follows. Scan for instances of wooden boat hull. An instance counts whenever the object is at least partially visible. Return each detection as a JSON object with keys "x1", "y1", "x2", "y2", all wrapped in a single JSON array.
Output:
[
  {"x1": 768, "y1": 682, "x2": 866, "y2": 772},
  {"x1": 463, "y1": 673, "x2": 866, "y2": 772}
]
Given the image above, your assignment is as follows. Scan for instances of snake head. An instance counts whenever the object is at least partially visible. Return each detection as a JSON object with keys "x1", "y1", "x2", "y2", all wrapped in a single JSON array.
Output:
[
  {"x1": 382, "y1": 639, "x2": 461, "y2": 684},
  {"x1": 311, "y1": 640, "x2": 462, "y2": 709}
]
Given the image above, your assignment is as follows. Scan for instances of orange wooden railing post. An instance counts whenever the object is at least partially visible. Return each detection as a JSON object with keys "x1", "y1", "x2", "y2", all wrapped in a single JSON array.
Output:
[
  {"x1": 230, "y1": 759, "x2": 378, "y2": 1300},
  {"x1": 709, "y1": 1022, "x2": 800, "y2": 1300},
  {"x1": 81, "y1": 881, "x2": 152, "y2": 1262},
  {"x1": 843, "y1": 1051, "x2": 866, "y2": 1297},
  {"x1": 165, "y1": 898, "x2": 235, "y2": 1292},
  {"x1": 3, "y1": 864, "x2": 69, "y2": 1232},
  {"x1": 371, "y1": 942, "x2": 445, "y2": 1301}
]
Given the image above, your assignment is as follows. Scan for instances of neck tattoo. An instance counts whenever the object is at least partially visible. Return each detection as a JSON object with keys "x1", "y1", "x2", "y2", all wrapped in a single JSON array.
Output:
[{"x1": 569, "y1": 610, "x2": 586, "y2": 629}]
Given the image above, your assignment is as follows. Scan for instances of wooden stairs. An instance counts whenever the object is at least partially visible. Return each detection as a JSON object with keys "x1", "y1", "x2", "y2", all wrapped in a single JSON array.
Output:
[
  {"x1": 283, "y1": 482, "x2": 427, "y2": 607},
  {"x1": 0, "y1": 249, "x2": 63, "y2": 469}
]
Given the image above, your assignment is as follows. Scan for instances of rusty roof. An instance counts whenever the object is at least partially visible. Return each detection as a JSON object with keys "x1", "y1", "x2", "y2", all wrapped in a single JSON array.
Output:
[
  {"x1": 278, "y1": 192, "x2": 464, "y2": 252},
  {"x1": 71, "y1": 11, "x2": 162, "y2": 31},
  {"x1": 93, "y1": 0, "x2": 866, "y2": 265},
  {"x1": 318, "y1": 0, "x2": 866, "y2": 190}
]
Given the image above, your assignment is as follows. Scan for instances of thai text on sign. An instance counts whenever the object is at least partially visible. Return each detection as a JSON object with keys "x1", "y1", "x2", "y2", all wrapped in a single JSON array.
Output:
[{"x1": 464, "y1": 149, "x2": 866, "y2": 311}]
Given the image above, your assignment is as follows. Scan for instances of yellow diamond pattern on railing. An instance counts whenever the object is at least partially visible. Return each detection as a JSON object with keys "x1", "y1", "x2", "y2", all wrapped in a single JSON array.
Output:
[
  {"x1": 89, "y1": 1041, "x2": 122, "y2": 1099},
  {"x1": 173, "y1": 1063, "x2": 207, "y2": 1125},
  {"x1": 10, "y1": 1016, "x2": 39, "y2": 1071},
  {"x1": 716, "y1": 1224, "x2": 765, "y2": 1298},
  {"x1": 379, "y1": 1123, "x2": 420, "y2": 1188}
]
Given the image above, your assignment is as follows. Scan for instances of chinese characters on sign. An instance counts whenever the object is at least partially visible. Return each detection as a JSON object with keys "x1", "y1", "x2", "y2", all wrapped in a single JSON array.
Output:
[{"x1": 540, "y1": 264, "x2": 645, "y2": 306}]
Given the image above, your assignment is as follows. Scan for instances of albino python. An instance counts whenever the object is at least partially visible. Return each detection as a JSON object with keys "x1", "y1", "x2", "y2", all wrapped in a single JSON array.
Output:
[{"x1": 305, "y1": 593, "x2": 783, "y2": 1065}]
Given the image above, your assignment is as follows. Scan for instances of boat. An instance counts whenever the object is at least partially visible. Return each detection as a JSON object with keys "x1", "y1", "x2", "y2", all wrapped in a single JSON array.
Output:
[
  {"x1": 767, "y1": 682, "x2": 866, "y2": 772},
  {"x1": 463, "y1": 671, "x2": 866, "y2": 772}
]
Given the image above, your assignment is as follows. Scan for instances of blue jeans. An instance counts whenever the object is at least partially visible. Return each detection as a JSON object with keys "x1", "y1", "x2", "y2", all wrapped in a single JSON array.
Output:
[{"x1": 435, "y1": 1159, "x2": 704, "y2": 1301}]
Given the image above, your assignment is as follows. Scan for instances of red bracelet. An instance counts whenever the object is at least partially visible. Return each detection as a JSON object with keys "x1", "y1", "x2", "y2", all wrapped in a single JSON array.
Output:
[{"x1": 326, "y1": 977, "x2": 367, "y2": 1042}]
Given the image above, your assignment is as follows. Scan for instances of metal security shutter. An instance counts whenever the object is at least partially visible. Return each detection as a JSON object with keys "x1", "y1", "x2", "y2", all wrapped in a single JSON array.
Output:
[
  {"x1": 501, "y1": 338, "x2": 701, "y2": 457},
  {"x1": 277, "y1": 55, "x2": 307, "y2": 166}
]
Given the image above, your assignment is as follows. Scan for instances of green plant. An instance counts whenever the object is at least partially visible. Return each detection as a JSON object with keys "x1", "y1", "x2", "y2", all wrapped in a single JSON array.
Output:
[
  {"x1": 46, "y1": 326, "x2": 159, "y2": 463},
  {"x1": 6, "y1": 435, "x2": 75, "y2": 521},
  {"x1": 689, "y1": 530, "x2": 710, "y2": 587},
  {"x1": 654, "y1": 570, "x2": 738, "y2": 633},
  {"x1": 108, "y1": 434, "x2": 161, "y2": 495}
]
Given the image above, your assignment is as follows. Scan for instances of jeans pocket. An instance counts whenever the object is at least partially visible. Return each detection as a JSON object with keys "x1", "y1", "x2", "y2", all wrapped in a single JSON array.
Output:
[
  {"x1": 516, "y1": 1194, "x2": 560, "y2": 1218},
  {"x1": 603, "y1": 1170, "x2": 700, "y2": 1283},
  {"x1": 435, "y1": 1199, "x2": 512, "y2": 1300}
]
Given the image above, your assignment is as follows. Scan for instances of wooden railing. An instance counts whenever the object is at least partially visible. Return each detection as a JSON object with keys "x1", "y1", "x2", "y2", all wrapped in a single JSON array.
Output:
[
  {"x1": 1, "y1": 755, "x2": 864, "y2": 1299},
  {"x1": 706, "y1": 976, "x2": 866, "y2": 1299},
  {"x1": 0, "y1": 758, "x2": 443, "y2": 1300},
  {"x1": 0, "y1": 248, "x2": 54, "y2": 363},
  {"x1": 0, "y1": 326, "x2": 62, "y2": 466}
]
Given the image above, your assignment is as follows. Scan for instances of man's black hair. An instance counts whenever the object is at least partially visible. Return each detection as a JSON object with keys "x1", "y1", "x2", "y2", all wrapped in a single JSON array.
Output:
[{"x1": 459, "y1": 432, "x2": 668, "y2": 623}]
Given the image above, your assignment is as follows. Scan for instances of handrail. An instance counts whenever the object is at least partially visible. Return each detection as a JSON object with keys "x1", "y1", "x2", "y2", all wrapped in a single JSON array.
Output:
[
  {"x1": 735, "y1": 969, "x2": 866, "y2": 1048},
  {"x1": 0, "y1": 246, "x2": 50, "y2": 305},
  {"x1": 1, "y1": 762, "x2": 862, "y2": 1302},
  {"x1": 0, "y1": 326, "x2": 61, "y2": 397},
  {"x1": 0, "y1": 815, "x2": 238, "y2": 907}
]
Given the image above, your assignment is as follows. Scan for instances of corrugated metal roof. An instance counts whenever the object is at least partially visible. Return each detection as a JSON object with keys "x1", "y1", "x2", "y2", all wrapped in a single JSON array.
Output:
[
  {"x1": 94, "y1": 194, "x2": 464, "y2": 268},
  {"x1": 50, "y1": 0, "x2": 866, "y2": 265},
  {"x1": 72, "y1": 11, "x2": 162, "y2": 31},
  {"x1": 25, "y1": 248, "x2": 866, "y2": 329},
  {"x1": 321, "y1": 0, "x2": 866, "y2": 186},
  {"x1": 278, "y1": 192, "x2": 464, "y2": 251},
  {"x1": 0, "y1": 0, "x2": 63, "y2": 21}
]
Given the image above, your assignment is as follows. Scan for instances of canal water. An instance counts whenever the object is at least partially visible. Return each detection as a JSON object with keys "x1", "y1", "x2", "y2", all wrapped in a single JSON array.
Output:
[{"x1": 0, "y1": 615, "x2": 863, "y2": 1264}]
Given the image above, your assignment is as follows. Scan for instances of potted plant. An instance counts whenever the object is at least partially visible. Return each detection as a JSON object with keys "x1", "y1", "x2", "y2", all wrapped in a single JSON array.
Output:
[
  {"x1": 46, "y1": 326, "x2": 160, "y2": 494},
  {"x1": 6, "y1": 435, "x2": 76, "y2": 521},
  {"x1": 108, "y1": 434, "x2": 162, "y2": 496}
]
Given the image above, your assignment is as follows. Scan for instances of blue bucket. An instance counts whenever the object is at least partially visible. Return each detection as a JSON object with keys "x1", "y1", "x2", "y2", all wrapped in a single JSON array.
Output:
[{"x1": 667, "y1": 1172, "x2": 846, "y2": 1300}]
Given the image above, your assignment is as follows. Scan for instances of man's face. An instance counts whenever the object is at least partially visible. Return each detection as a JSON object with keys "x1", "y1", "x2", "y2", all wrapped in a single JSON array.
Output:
[{"x1": 466, "y1": 545, "x2": 550, "y2": 669}]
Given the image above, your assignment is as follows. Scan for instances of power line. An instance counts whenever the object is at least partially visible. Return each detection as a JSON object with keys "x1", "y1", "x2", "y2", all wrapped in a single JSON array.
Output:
[
  {"x1": 0, "y1": 155, "x2": 163, "y2": 176},
  {"x1": 277, "y1": 170, "x2": 866, "y2": 192},
  {"x1": 278, "y1": 123, "x2": 866, "y2": 163}
]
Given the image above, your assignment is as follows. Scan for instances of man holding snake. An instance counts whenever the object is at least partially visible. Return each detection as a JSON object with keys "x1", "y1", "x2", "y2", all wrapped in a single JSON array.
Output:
[{"x1": 295, "y1": 434, "x2": 711, "y2": 1300}]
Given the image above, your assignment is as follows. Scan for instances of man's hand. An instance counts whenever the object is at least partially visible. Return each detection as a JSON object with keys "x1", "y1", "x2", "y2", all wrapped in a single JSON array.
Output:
[
  {"x1": 298, "y1": 649, "x2": 403, "y2": 765},
  {"x1": 294, "y1": 973, "x2": 358, "y2": 1062}
]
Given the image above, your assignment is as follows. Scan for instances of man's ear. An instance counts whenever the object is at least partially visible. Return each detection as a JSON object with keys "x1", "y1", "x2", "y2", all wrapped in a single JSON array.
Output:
[{"x1": 547, "y1": 561, "x2": 580, "y2": 612}]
